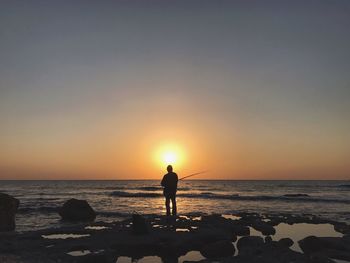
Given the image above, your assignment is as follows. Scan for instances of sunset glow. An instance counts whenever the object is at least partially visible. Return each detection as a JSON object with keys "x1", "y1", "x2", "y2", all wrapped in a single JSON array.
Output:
[
  {"x1": 0, "y1": 1, "x2": 349, "y2": 180},
  {"x1": 163, "y1": 152, "x2": 177, "y2": 165},
  {"x1": 154, "y1": 144, "x2": 186, "y2": 169}
]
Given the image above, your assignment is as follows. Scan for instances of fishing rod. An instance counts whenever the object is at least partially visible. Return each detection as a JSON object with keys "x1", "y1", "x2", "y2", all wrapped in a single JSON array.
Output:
[{"x1": 179, "y1": 170, "x2": 208, "y2": 181}]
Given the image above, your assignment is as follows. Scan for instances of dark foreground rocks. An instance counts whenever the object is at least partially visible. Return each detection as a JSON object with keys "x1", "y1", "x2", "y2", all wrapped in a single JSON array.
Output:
[
  {"x1": 237, "y1": 236, "x2": 264, "y2": 255},
  {"x1": 0, "y1": 212, "x2": 349, "y2": 263},
  {"x1": 132, "y1": 213, "x2": 149, "y2": 235},
  {"x1": 299, "y1": 235, "x2": 350, "y2": 261},
  {"x1": 278, "y1": 237, "x2": 294, "y2": 248},
  {"x1": 0, "y1": 193, "x2": 19, "y2": 231},
  {"x1": 200, "y1": 240, "x2": 235, "y2": 258},
  {"x1": 59, "y1": 199, "x2": 96, "y2": 222}
]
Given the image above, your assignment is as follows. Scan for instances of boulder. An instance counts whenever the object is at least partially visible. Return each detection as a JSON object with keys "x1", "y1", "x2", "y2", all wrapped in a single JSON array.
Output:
[
  {"x1": 299, "y1": 236, "x2": 349, "y2": 254},
  {"x1": 343, "y1": 235, "x2": 350, "y2": 244},
  {"x1": 188, "y1": 228, "x2": 231, "y2": 248},
  {"x1": 265, "y1": 236, "x2": 272, "y2": 243},
  {"x1": 132, "y1": 214, "x2": 149, "y2": 235},
  {"x1": 278, "y1": 238, "x2": 294, "y2": 248},
  {"x1": 298, "y1": 236, "x2": 325, "y2": 254},
  {"x1": 200, "y1": 240, "x2": 235, "y2": 259},
  {"x1": 231, "y1": 224, "x2": 250, "y2": 236},
  {"x1": 231, "y1": 234, "x2": 237, "y2": 242},
  {"x1": 201, "y1": 214, "x2": 223, "y2": 222},
  {"x1": 0, "y1": 193, "x2": 19, "y2": 231},
  {"x1": 324, "y1": 249, "x2": 350, "y2": 261},
  {"x1": 237, "y1": 236, "x2": 264, "y2": 255},
  {"x1": 59, "y1": 199, "x2": 96, "y2": 222},
  {"x1": 309, "y1": 254, "x2": 337, "y2": 263},
  {"x1": 334, "y1": 223, "x2": 350, "y2": 235},
  {"x1": 77, "y1": 254, "x2": 109, "y2": 263},
  {"x1": 111, "y1": 237, "x2": 159, "y2": 258},
  {"x1": 252, "y1": 221, "x2": 276, "y2": 235},
  {"x1": 299, "y1": 236, "x2": 350, "y2": 261}
]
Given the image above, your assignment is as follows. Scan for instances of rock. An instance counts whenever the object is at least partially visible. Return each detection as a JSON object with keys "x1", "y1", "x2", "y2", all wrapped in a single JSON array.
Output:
[
  {"x1": 201, "y1": 214, "x2": 231, "y2": 228},
  {"x1": 343, "y1": 235, "x2": 350, "y2": 244},
  {"x1": 252, "y1": 221, "x2": 276, "y2": 235},
  {"x1": 299, "y1": 236, "x2": 325, "y2": 254},
  {"x1": 77, "y1": 254, "x2": 109, "y2": 263},
  {"x1": 278, "y1": 238, "x2": 294, "y2": 248},
  {"x1": 59, "y1": 199, "x2": 96, "y2": 222},
  {"x1": 0, "y1": 240, "x2": 16, "y2": 253},
  {"x1": 299, "y1": 236, "x2": 350, "y2": 261},
  {"x1": 200, "y1": 240, "x2": 235, "y2": 259},
  {"x1": 265, "y1": 236, "x2": 272, "y2": 243},
  {"x1": 0, "y1": 193, "x2": 19, "y2": 231},
  {"x1": 112, "y1": 236, "x2": 162, "y2": 258},
  {"x1": 324, "y1": 249, "x2": 350, "y2": 261},
  {"x1": 268, "y1": 219, "x2": 281, "y2": 226},
  {"x1": 231, "y1": 234, "x2": 237, "y2": 242},
  {"x1": 309, "y1": 254, "x2": 337, "y2": 263},
  {"x1": 237, "y1": 236, "x2": 264, "y2": 255},
  {"x1": 188, "y1": 228, "x2": 231, "y2": 248},
  {"x1": 299, "y1": 236, "x2": 349, "y2": 254},
  {"x1": 201, "y1": 214, "x2": 223, "y2": 222},
  {"x1": 231, "y1": 224, "x2": 250, "y2": 236},
  {"x1": 322, "y1": 237, "x2": 350, "y2": 251},
  {"x1": 334, "y1": 223, "x2": 350, "y2": 235},
  {"x1": 132, "y1": 214, "x2": 149, "y2": 235},
  {"x1": 282, "y1": 214, "x2": 321, "y2": 225}
]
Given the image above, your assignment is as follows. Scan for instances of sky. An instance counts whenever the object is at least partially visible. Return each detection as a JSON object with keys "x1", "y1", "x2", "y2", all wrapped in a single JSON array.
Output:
[{"x1": 0, "y1": 0, "x2": 349, "y2": 180}]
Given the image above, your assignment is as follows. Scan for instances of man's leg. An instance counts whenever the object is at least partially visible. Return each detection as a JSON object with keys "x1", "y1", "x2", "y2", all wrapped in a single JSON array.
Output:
[
  {"x1": 165, "y1": 196, "x2": 171, "y2": 216},
  {"x1": 171, "y1": 196, "x2": 177, "y2": 216}
]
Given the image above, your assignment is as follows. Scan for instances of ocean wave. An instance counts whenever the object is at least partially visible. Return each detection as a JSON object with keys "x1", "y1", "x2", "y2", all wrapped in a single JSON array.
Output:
[
  {"x1": 18, "y1": 206, "x2": 59, "y2": 213},
  {"x1": 110, "y1": 190, "x2": 350, "y2": 204},
  {"x1": 18, "y1": 206, "x2": 130, "y2": 218},
  {"x1": 110, "y1": 191, "x2": 162, "y2": 198},
  {"x1": 137, "y1": 186, "x2": 161, "y2": 191},
  {"x1": 119, "y1": 186, "x2": 190, "y2": 191},
  {"x1": 283, "y1": 194, "x2": 310, "y2": 197},
  {"x1": 97, "y1": 211, "x2": 129, "y2": 217},
  {"x1": 338, "y1": 184, "x2": 350, "y2": 188},
  {"x1": 100, "y1": 186, "x2": 126, "y2": 190}
]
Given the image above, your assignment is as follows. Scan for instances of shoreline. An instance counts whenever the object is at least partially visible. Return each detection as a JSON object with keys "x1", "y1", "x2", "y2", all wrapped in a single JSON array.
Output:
[{"x1": 1, "y1": 212, "x2": 349, "y2": 263}]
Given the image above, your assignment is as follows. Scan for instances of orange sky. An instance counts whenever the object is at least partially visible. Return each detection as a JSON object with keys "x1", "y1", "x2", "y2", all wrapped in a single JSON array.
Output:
[
  {"x1": 1, "y1": 1, "x2": 350, "y2": 180},
  {"x1": 1, "y1": 92, "x2": 349, "y2": 180}
]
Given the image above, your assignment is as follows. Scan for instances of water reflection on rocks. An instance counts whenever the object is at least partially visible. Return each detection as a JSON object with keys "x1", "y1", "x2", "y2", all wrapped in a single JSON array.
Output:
[{"x1": 1, "y1": 212, "x2": 350, "y2": 263}]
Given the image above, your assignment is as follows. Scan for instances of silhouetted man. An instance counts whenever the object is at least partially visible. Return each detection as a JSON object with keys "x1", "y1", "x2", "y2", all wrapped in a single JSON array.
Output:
[{"x1": 161, "y1": 165, "x2": 178, "y2": 216}]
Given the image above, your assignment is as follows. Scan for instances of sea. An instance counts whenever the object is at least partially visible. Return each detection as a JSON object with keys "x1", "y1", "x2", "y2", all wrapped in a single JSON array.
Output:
[{"x1": 1, "y1": 180, "x2": 349, "y2": 232}]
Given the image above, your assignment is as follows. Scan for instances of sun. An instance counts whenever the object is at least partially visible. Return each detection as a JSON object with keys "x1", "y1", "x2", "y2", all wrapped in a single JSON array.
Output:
[
  {"x1": 154, "y1": 144, "x2": 185, "y2": 168},
  {"x1": 163, "y1": 151, "x2": 177, "y2": 165}
]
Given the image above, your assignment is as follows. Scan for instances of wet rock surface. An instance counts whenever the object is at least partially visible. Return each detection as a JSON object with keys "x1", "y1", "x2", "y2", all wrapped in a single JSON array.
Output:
[
  {"x1": 0, "y1": 212, "x2": 348, "y2": 263},
  {"x1": 59, "y1": 199, "x2": 96, "y2": 222},
  {"x1": 132, "y1": 213, "x2": 149, "y2": 235},
  {"x1": 299, "y1": 235, "x2": 350, "y2": 261},
  {"x1": 252, "y1": 221, "x2": 276, "y2": 235},
  {"x1": 278, "y1": 237, "x2": 294, "y2": 248},
  {"x1": 237, "y1": 236, "x2": 264, "y2": 255},
  {"x1": 200, "y1": 240, "x2": 235, "y2": 258},
  {"x1": 0, "y1": 193, "x2": 19, "y2": 231}
]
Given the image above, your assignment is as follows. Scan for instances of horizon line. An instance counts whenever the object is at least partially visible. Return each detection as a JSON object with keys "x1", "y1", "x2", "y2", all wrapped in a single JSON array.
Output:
[{"x1": 0, "y1": 179, "x2": 348, "y2": 181}]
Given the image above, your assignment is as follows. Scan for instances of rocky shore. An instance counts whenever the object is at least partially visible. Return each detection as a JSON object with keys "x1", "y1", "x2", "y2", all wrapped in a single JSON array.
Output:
[{"x1": 0, "y1": 211, "x2": 349, "y2": 263}]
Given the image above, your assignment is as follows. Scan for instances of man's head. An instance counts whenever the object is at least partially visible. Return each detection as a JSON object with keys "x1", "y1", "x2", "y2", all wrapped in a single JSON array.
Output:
[{"x1": 167, "y1": 165, "x2": 173, "y2": 172}]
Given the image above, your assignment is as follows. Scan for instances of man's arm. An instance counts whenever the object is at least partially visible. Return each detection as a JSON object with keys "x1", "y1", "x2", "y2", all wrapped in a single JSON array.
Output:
[{"x1": 161, "y1": 175, "x2": 166, "y2": 187}]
